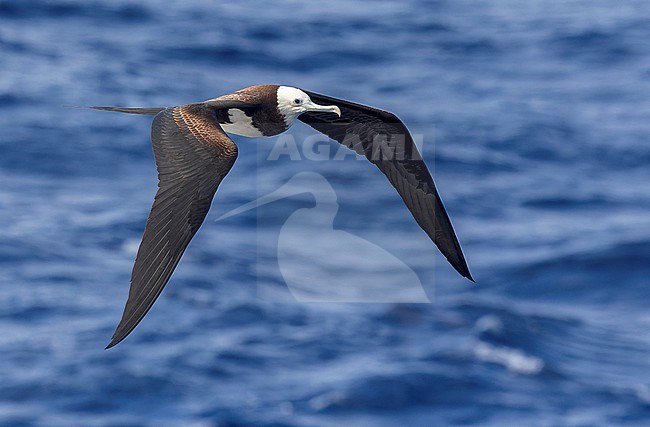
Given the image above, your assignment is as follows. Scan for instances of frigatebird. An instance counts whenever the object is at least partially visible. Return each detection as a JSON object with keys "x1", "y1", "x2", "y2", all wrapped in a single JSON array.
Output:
[{"x1": 85, "y1": 84, "x2": 474, "y2": 348}]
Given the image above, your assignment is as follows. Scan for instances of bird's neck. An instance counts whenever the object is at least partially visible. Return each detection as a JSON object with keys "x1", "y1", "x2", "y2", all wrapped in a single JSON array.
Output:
[{"x1": 277, "y1": 107, "x2": 300, "y2": 128}]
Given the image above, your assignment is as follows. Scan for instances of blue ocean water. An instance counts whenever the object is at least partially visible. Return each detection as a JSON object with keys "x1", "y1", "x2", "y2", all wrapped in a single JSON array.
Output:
[{"x1": 1, "y1": 0, "x2": 650, "y2": 425}]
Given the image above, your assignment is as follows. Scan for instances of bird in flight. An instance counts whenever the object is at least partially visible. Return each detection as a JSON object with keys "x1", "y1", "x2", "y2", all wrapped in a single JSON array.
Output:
[{"x1": 85, "y1": 84, "x2": 474, "y2": 348}]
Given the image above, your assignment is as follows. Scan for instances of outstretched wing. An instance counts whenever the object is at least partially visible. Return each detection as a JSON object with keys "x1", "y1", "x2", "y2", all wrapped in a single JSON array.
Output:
[
  {"x1": 107, "y1": 104, "x2": 239, "y2": 348},
  {"x1": 299, "y1": 90, "x2": 473, "y2": 282}
]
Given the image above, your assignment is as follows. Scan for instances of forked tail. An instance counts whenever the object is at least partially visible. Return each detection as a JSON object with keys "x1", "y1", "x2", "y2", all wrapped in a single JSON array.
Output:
[{"x1": 67, "y1": 105, "x2": 166, "y2": 115}]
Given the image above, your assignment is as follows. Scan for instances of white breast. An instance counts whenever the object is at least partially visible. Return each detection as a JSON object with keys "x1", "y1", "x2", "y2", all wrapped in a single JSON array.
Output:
[{"x1": 219, "y1": 108, "x2": 264, "y2": 137}]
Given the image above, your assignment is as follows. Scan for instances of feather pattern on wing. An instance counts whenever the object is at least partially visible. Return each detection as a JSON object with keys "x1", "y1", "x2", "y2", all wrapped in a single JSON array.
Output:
[
  {"x1": 299, "y1": 91, "x2": 473, "y2": 281},
  {"x1": 107, "y1": 104, "x2": 239, "y2": 348}
]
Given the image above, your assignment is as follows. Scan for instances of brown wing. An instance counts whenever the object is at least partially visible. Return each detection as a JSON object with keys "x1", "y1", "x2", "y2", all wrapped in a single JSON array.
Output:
[
  {"x1": 107, "y1": 104, "x2": 238, "y2": 348},
  {"x1": 299, "y1": 90, "x2": 474, "y2": 282}
]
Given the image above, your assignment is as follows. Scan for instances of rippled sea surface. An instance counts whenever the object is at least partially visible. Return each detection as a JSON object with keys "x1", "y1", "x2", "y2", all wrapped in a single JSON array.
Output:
[{"x1": 1, "y1": 1, "x2": 650, "y2": 426}]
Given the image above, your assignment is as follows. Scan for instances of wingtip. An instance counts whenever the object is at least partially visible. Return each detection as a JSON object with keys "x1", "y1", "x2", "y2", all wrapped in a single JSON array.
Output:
[
  {"x1": 451, "y1": 259, "x2": 475, "y2": 283},
  {"x1": 104, "y1": 338, "x2": 119, "y2": 350},
  {"x1": 449, "y1": 256, "x2": 475, "y2": 283},
  {"x1": 459, "y1": 264, "x2": 476, "y2": 283},
  {"x1": 104, "y1": 331, "x2": 125, "y2": 350}
]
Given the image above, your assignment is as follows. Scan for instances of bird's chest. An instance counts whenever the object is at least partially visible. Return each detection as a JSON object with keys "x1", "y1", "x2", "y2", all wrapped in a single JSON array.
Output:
[{"x1": 218, "y1": 108, "x2": 288, "y2": 138}]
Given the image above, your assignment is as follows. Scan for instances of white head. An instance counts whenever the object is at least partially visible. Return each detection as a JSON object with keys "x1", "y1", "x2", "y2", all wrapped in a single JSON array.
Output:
[{"x1": 276, "y1": 86, "x2": 341, "y2": 126}]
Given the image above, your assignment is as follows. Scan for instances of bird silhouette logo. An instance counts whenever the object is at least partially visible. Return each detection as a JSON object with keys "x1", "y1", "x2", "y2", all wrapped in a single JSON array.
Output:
[{"x1": 218, "y1": 172, "x2": 431, "y2": 303}]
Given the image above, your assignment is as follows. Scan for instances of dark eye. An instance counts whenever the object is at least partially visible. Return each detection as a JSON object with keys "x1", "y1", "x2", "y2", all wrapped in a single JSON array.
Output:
[{"x1": 293, "y1": 98, "x2": 302, "y2": 105}]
